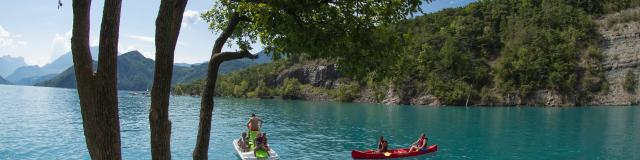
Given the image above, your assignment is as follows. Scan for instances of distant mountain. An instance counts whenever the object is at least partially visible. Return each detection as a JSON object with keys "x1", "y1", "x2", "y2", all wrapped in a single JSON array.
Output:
[
  {"x1": 41, "y1": 46, "x2": 100, "y2": 74},
  {"x1": 171, "y1": 50, "x2": 272, "y2": 83},
  {"x1": 252, "y1": 50, "x2": 272, "y2": 64},
  {"x1": 37, "y1": 51, "x2": 149, "y2": 90},
  {"x1": 7, "y1": 46, "x2": 100, "y2": 85},
  {"x1": 117, "y1": 51, "x2": 155, "y2": 90},
  {"x1": 0, "y1": 55, "x2": 27, "y2": 77},
  {"x1": 6, "y1": 65, "x2": 47, "y2": 82},
  {"x1": 0, "y1": 76, "x2": 12, "y2": 85},
  {"x1": 12, "y1": 74, "x2": 57, "y2": 85},
  {"x1": 174, "y1": 63, "x2": 192, "y2": 67},
  {"x1": 37, "y1": 50, "x2": 271, "y2": 91},
  {"x1": 171, "y1": 59, "x2": 261, "y2": 84},
  {"x1": 36, "y1": 63, "x2": 93, "y2": 89}
]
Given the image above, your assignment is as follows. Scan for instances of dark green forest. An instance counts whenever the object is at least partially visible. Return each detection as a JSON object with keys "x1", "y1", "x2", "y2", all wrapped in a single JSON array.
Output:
[{"x1": 174, "y1": 0, "x2": 640, "y2": 105}]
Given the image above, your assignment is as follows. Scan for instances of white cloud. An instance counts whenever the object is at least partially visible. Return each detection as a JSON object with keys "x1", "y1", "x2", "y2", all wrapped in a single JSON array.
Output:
[
  {"x1": 0, "y1": 26, "x2": 10, "y2": 38},
  {"x1": 0, "y1": 25, "x2": 27, "y2": 49},
  {"x1": 128, "y1": 34, "x2": 155, "y2": 43},
  {"x1": 50, "y1": 30, "x2": 72, "y2": 61},
  {"x1": 182, "y1": 10, "x2": 201, "y2": 28}
]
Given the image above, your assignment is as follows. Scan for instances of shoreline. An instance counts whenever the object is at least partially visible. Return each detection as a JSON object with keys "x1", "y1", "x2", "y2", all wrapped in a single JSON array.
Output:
[
  {"x1": 2, "y1": 84, "x2": 638, "y2": 107},
  {"x1": 177, "y1": 94, "x2": 639, "y2": 107}
]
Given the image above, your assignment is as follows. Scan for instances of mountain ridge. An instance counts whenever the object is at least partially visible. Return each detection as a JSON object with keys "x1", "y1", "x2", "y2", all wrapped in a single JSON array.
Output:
[
  {"x1": 6, "y1": 47, "x2": 100, "y2": 85},
  {"x1": 0, "y1": 55, "x2": 27, "y2": 77},
  {"x1": 37, "y1": 50, "x2": 270, "y2": 91},
  {"x1": 0, "y1": 76, "x2": 11, "y2": 85}
]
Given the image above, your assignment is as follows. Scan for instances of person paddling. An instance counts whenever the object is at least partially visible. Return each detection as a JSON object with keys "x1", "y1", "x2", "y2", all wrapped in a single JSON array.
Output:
[
  {"x1": 409, "y1": 133, "x2": 427, "y2": 152},
  {"x1": 377, "y1": 136, "x2": 389, "y2": 152}
]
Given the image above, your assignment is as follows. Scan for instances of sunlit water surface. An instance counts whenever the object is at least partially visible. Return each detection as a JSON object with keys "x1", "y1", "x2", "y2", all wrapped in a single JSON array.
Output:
[{"x1": 0, "y1": 84, "x2": 639, "y2": 159}]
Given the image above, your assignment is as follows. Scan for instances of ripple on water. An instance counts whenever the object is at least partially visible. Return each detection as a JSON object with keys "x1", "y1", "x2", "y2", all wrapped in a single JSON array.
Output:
[{"x1": 1, "y1": 85, "x2": 640, "y2": 159}]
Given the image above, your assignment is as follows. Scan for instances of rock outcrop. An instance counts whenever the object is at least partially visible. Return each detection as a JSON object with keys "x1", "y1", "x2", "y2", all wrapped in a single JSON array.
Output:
[
  {"x1": 589, "y1": 8, "x2": 640, "y2": 105},
  {"x1": 274, "y1": 60, "x2": 340, "y2": 88}
]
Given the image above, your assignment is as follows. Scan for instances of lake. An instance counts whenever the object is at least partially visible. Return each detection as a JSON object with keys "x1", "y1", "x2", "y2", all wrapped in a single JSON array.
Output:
[{"x1": 0, "y1": 84, "x2": 639, "y2": 159}]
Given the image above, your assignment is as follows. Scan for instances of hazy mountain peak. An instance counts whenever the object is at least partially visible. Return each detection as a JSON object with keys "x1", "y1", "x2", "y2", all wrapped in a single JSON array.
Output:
[
  {"x1": 0, "y1": 55, "x2": 28, "y2": 77},
  {"x1": 0, "y1": 55, "x2": 25, "y2": 61},
  {"x1": 6, "y1": 65, "x2": 46, "y2": 82},
  {"x1": 0, "y1": 76, "x2": 12, "y2": 85},
  {"x1": 120, "y1": 50, "x2": 144, "y2": 58},
  {"x1": 41, "y1": 46, "x2": 100, "y2": 74}
]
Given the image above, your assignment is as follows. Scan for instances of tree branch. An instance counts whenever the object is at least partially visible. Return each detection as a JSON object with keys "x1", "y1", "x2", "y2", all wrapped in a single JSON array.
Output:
[
  {"x1": 212, "y1": 12, "x2": 242, "y2": 53},
  {"x1": 193, "y1": 10, "x2": 249, "y2": 160},
  {"x1": 238, "y1": 15, "x2": 252, "y2": 22},
  {"x1": 96, "y1": 0, "x2": 122, "y2": 81},
  {"x1": 213, "y1": 50, "x2": 257, "y2": 63},
  {"x1": 71, "y1": 0, "x2": 123, "y2": 159},
  {"x1": 71, "y1": 0, "x2": 94, "y2": 80}
]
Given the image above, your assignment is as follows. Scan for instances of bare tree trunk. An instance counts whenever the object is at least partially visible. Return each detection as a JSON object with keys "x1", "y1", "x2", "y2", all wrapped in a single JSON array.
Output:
[
  {"x1": 192, "y1": 12, "x2": 255, "y2": 160},
  {"x1": 71, "y1": 0, "x2": 122, "y2": 159},
  {"x1": 150, "y1": 0, "x2": 188, "y2": 159}
]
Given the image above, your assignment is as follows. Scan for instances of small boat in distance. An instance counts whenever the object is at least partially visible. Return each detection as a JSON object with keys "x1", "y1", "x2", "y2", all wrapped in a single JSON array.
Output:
[{"x1": 351, "y1": 145, "x2": 437, "y2": 159}]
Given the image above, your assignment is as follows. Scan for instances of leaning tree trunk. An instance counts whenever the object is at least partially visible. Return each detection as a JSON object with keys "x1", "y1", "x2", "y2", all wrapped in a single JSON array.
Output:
[
  {"x1": 71, "y1": 0, "x2": 123, "y2": 159},
  {"x1": 192, "y1": 12, "x2": 255, "y2": 160},
  {"x1": 150, "y1": 0, "x2": 188, "y2": 159}
]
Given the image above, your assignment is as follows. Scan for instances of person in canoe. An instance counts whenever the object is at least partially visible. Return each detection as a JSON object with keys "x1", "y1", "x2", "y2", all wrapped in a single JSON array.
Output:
[
  {"x1": 246, "y1": 113, "x2": 264, "y2": 142},
  {"x1": 408, "y1": 133, "x2": 428, "y2": 152},
  {"x1": 377, "y1": 136, "x2": 389, "y2": 152}
]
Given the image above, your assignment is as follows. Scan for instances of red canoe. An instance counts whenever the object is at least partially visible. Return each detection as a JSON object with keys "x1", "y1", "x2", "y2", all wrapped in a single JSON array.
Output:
[{"x1": 351, "y1": 145, "x2": 437, "y2": 159}]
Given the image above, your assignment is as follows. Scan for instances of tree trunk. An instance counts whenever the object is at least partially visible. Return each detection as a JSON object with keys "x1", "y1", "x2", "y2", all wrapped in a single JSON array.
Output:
[
  {"x1": 71, "y1": 0, "x2": 123, "y2": 159},
  {"x1": 150, "y1": 0, "x2": 188, "y2": 159},
  {"x1": 192, "y1": 12, "x2": 255, "y2": 160}
]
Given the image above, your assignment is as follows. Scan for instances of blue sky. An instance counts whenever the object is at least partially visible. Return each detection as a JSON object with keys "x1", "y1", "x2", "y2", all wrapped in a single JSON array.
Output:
[{"x1": 0, "y1": 0, "x2": 474, "y2": 66}]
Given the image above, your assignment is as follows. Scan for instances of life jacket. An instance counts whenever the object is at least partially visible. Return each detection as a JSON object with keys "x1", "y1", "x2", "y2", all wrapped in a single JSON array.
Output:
[
  {"x1": 417, "y1": 138, "x2": 425, "y2": 147},
  {"x1": 378, "y1": 140, "x2": 388, "y2": 151}
]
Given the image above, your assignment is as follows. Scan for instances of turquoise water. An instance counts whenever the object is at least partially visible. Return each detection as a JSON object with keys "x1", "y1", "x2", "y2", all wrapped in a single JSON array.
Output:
[{"x1": 0, "y1": 84, "x2": 639, "y2": 159}]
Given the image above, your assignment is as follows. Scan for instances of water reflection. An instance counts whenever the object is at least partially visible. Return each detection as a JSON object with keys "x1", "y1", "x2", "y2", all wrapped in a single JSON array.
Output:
[{"x1": 0, "y1": 85, "x2": 638, "y2": 159}]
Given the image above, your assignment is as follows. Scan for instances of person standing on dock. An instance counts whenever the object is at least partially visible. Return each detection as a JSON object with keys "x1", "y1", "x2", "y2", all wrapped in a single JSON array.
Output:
[
  {"x1": 247, "y1": 113, "x2": 263, "y2": 132},
  {"x1": 246, "y1": 113, "x2": 264, "y2": 146}
]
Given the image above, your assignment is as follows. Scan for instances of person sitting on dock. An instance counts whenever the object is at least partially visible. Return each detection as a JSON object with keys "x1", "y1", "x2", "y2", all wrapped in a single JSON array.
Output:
[
  {"x1": 254, "y1": 133, "x2": 270, "y2": 152},
  {"x1": 238, "y1": 132, "x2": 249, "y2": 152},
  {"x1": 409, "y1": 133, "x2": 427, "y2": 152},
  {"x1": 377, "y1": 136, "x2": 388, "y2": 152},
  {"x1": 262, "y1": 133, "x2": 270, "y2": 151}
]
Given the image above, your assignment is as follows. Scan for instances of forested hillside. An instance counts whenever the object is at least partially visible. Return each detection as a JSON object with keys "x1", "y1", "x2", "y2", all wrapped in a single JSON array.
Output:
[{"x1": 174, "y1": 0, "x2": 640, "y2": 106}]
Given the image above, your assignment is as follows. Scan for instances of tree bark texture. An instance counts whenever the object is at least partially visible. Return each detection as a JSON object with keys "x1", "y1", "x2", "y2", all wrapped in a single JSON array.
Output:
[
  {"x1": 150, "y1": 0, "x2": 188, "y2": 159},
  {"x1": 71, "y1": 0, "x2": 123, "y2": 159},
  {"x1": 192, "y1": 12, "x2": 256, "y2": 160}
]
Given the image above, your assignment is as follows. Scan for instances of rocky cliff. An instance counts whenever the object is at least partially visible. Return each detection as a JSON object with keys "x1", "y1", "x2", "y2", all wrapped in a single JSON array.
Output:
[{"x1": 589, "y1": 7, "x2": 640, "y2": 105}]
